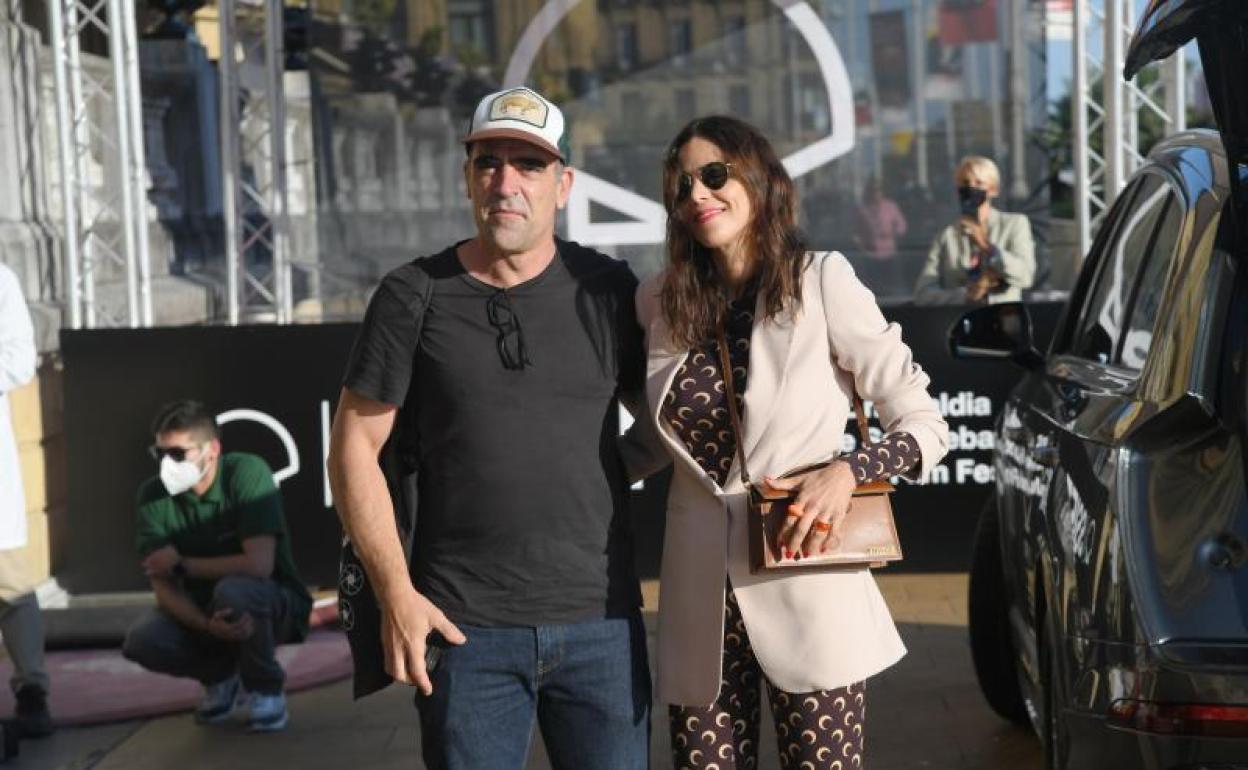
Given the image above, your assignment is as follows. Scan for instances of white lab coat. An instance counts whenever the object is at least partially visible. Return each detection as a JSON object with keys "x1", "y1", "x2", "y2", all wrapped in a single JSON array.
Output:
[{"x1": 0, "y1": 264, "x2": 35, "y2": 551}]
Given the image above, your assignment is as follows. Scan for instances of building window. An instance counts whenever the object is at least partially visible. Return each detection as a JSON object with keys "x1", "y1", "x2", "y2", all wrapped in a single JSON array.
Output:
[
  {"x1": 799, "y1": 73, "x2": 827, "y2": 134},
  {"x1": 449, "y1": 15, "x2": 484, "y2": 49},
  {"x1": 615, "y1": 23, "x2": 638, "y2": 71},
  {"x1": 447, "y1": 1, "x2": 491, "y2": 59},
  {"x1": 779, "y1": 22, "x2": 802, "y2": 60},
  {"x1": 724, "y1": 15, "x2": 746, "y2": 66},
  {"x1": 569, "y1": 68, "x2": 603, "y2": 103},
  {"x1": 670, "y1": 18, "x2": 692, "y2": 68},
  {"x1": 729, "y1": 84, "x2": 750, "y2": 117}
]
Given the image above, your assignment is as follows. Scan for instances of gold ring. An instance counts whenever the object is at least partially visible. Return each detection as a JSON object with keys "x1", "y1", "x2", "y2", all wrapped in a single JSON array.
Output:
[
  {"x1": 812, "y1": 521, "x2": 832, "y2": 532},
  {"x1": 785, "y1": 510, "x2": 802, "y2": 519}
]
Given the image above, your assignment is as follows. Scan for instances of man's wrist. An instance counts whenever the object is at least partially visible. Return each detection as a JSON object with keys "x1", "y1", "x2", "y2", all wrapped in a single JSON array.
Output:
[{"x1": 375, "y1": 579, "x2": 420, "y2": 609}]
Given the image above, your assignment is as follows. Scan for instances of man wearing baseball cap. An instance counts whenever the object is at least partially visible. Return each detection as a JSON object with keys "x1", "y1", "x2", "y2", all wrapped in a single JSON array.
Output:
[{"x1": 328, "y1": 86, "x2": 666, "y2": 769}]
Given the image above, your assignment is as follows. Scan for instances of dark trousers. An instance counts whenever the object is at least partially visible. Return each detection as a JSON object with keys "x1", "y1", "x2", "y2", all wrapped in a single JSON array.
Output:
[{"x1": 122, "y1": 575, "x2": 296, "y2": 694}]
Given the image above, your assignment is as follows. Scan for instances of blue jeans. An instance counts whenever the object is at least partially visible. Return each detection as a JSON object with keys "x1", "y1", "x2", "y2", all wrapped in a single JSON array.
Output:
[{"x1": 416, "y1": 611, "x2": 651, "y2": 770}]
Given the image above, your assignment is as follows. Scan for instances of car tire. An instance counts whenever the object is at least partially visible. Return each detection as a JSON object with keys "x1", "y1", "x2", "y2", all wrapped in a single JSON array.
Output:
[
  {"x1": 968, "y1": 495, "x2": 1029, "y2": 725},
  {"x1": 1040, "y1": 600, "x2": 1071, "y2": 770}
]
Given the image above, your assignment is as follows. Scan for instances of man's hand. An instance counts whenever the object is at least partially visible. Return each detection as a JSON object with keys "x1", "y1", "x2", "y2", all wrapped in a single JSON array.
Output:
[
  {"x1": 380, "y1": 587, "x2": 467, "y2": 696},
  {"x1": 205, "y1": 608, "x2": 254, "y2": 641},
  {"x1": 142, "y1": 546, "x2": 182, "y2": 579}
]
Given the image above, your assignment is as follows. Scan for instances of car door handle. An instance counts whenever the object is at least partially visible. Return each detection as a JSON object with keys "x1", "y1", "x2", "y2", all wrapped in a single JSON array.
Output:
[{"x1": 1033, "y1": 446, "x2": 1060, "y2": 467}]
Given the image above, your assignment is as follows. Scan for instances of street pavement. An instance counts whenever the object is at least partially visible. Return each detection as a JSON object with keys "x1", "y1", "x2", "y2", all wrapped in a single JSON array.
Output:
[{"x1": 8, "y1": 574, "x2": 1040, "y2": 769}]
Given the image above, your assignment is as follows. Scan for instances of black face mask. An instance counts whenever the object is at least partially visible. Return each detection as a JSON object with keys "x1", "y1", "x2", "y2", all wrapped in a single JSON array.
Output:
[{"x1": 957, "y1": 186, "x2": 988, "y2": 216}]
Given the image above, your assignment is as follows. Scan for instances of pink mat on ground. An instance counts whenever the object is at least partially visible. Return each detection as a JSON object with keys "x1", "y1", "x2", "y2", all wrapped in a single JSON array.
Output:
[{"x1": 0, "y1": 628, "x2": 351, "y2": 726}]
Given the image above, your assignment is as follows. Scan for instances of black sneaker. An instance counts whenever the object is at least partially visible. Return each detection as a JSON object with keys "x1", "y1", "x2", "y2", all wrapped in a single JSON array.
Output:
[{"x1": 14, "y1": 686, "x2": 52, "y2": 738}]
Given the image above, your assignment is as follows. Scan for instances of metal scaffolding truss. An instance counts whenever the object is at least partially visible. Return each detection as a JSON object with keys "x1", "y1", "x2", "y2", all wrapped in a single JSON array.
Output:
[
  {"x1": 1012, "y1": 0, "x2": 1051, "y2": 205},
  {"x1": 1072, "y1": 0, "x2": 1186, "y2": 262},
  {"x1": 48, "y1": 0, "x2": 152, "y2": 328},
  {"x1": 218, "y1": 0, "x2": 291, "y2": 324}
]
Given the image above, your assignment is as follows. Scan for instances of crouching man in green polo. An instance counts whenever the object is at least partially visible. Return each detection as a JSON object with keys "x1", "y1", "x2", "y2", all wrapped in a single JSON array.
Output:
[{"x1": 122, "y1": 400, "x2": 312, "y2": 732}]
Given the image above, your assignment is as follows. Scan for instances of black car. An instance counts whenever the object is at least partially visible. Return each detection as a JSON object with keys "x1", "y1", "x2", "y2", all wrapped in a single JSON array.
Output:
[{"x1": 949, "y1": 1, "x2": 1248, "y2": 768}]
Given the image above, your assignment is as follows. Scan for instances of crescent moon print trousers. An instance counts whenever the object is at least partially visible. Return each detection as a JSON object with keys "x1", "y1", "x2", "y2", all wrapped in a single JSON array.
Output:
[{"x1": 669, "y1": 586, "x2": 866, "y2": 770}]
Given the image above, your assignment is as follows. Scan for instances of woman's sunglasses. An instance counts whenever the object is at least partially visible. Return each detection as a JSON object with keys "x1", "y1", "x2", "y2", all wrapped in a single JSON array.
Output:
[{"x1": 675, "y1": 161, "x2": 734, "y2": 203}]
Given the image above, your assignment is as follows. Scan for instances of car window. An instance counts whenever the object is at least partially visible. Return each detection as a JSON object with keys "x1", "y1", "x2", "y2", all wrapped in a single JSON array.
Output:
[
  {"x1": 1117, "y1": 191, "x2": 1182, "y2": 370},
  {"x1": 1052, "y1": 178, "x2": 1141, "y2": 356},
  {"x1": 1070, "y1": 174, "x2": 1172, "y2": 365}
]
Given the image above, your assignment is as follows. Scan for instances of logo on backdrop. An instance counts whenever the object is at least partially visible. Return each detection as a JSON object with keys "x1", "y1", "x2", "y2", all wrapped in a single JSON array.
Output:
[
  {"x1": 215, "y1": 403, "x2": 337, "y2": 507},
  {"x1": 216, "y1": 408, "x2": 301, "y2": 485}
]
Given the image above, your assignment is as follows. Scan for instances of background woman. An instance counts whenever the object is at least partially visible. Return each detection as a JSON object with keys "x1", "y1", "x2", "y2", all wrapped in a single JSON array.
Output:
[
  {"x1": 636, "y1": 115, "x2": 949, "y2": 768},
  {"x1": 912, "y1": 155, "x2": 1035, "y2": 305}
]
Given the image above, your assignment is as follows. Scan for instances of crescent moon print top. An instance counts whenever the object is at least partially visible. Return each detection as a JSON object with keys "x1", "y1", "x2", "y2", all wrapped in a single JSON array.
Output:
[{"x1": 662, "y1": 290, "x2": 921, "y2": 487}]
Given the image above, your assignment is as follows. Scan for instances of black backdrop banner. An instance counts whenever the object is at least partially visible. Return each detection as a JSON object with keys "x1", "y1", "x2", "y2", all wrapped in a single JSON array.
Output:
[
  {"x1": 59, "y1": 302, "x2": 1064, "y2": 594},
  {"x1": 874, "y1": 301, "x2": 1062, "y2": 571}
]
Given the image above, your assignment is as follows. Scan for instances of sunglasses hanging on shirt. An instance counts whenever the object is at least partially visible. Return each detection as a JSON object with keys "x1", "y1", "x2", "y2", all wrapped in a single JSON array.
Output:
[{"x1": 486, "y1": 289, "x2": 531, "y2": 371}]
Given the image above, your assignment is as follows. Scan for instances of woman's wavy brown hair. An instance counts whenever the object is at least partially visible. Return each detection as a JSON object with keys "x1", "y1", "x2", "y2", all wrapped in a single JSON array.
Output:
[{"x1": 660, "y1": 115, "x2": 809, "y2": 349}]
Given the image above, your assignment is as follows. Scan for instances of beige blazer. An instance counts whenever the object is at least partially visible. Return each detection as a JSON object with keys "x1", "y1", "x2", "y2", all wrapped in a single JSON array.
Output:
[
  {"x1": 637, "y1": 251, "x2": 949, "y2": 706},
  {"x1": 913, "y1": 208, "x2": 1036, "y2": 305}
]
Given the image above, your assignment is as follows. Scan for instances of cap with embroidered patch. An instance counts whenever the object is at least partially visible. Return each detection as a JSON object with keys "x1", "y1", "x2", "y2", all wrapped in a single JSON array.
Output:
[{"x1": 463, "y1": 87, "x2": 569, "y2": 162}]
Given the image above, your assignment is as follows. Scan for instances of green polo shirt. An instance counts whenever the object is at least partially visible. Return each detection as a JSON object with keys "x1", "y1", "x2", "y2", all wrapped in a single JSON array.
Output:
[{"x1": 135, "y1": 452, "x2": 312, "y2": 641}]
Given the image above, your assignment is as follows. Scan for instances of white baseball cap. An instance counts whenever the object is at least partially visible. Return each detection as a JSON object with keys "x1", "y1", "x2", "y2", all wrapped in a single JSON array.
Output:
[{"x1": 463, "y1": 87, "x2": 568, "y2": 162}]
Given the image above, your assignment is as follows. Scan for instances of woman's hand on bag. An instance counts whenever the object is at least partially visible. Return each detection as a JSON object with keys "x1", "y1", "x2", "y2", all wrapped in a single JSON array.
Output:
[{"x1": 765, "y1": 460, "x2": 857, "y2": 559}]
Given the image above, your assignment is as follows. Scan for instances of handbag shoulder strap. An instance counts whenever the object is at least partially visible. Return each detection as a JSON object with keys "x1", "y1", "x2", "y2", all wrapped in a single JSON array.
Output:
[
  {"x1": 852, "y1": 393, "x2": 871, "y2": 445},
  {"x1": 714, "y1": 328, "x2": 752, "y2": 488}
]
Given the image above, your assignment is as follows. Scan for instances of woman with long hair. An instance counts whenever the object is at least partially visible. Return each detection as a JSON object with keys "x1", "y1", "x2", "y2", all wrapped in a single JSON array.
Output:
[{"x1": 636, "y1": 115, "x2": 949, "y2": 768}]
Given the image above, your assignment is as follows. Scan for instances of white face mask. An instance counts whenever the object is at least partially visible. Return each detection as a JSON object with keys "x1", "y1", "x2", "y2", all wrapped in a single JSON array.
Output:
[{"x1": 160, "y1": 452, "x2": 206, "y2": 496}]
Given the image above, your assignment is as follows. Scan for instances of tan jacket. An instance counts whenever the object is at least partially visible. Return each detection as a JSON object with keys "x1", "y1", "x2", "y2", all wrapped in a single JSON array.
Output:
[
  {"x1": 637, "y1": 252, "x2": 949, "y2": 705},
  {"x1": 913, "y1": 208, "x2": 1035, "y2": 305}
]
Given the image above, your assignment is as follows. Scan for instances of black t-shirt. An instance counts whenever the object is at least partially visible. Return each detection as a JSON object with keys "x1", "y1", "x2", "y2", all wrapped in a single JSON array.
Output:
[{"x1": 343, "y1": 239, "x2": 645, "y2": 627}]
